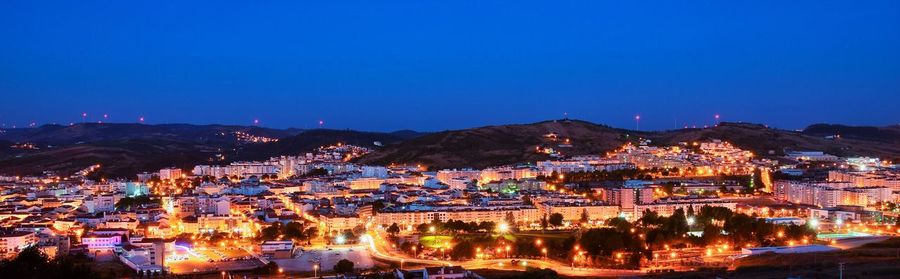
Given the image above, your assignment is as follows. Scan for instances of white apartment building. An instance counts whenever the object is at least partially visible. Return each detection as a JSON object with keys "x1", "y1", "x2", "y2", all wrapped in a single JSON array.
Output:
[
  {"x1": 0, "y1": 231, "x2": 36, "y2": 259},
  {"x1": 159, "y1": 168, "x2": 183, "y2": 180},
  {"x1": 375, "y1": 205, "x2": 540, "y2": 227},
  {"x1": 538, "y1": 202, "x2": 620, "y2": 221}
]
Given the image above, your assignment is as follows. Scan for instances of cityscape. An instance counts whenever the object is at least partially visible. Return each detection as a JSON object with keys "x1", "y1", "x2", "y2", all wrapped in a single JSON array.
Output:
[{"x1": 2, "y1": 1, "x2": 900, "y2": 279}]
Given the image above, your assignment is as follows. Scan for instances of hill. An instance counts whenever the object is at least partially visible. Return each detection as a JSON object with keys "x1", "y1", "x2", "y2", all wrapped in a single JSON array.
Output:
[
  {"x1": 357, "y1": 120, "x2": 900, "y2": 170},
  {"x1": 802, "y1": 124, "x2": 900, "y2": 143},
  {"x1": 2, "y1": 120, "x2": 896, "y2": 177},
  {"x1": 0, "y1": 123, "x2": 298, "y2": 146},
  {"x1": 355, "y1": 120, "x2": 633, "y2": 169},
  {"x1": 232, "y1": 129, "x2": 425, "y2": 161},
  {"x1": 650, "y1": 123, "x2": 900, "y2": 159},
  {"x1": 0, "y1": 124, "x2": 423, "y2": 178}
]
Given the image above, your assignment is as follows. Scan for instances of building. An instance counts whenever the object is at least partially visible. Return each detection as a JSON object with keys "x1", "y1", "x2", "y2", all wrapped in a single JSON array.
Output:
[
  {"x1": 82, "y1": 233, "x2": 123, "y2": 250},
  {"x1": 774, "y1": 181, "x2": 849, "y2": 207},
  {"x1": 775, "y1": 180, "x2": 888, "y2": 207},
  {"x1": 539, "y1": 202, "x2": 619, "y2": 222},
  {"x1": 259, "y1": 240, "x2": 293, "y2": 259},
  {"x1": 159, "y1": 168, "x2": 183, "y2": 180},
  {"x1": 632, "y1": 199, "x2": 736, "y2": 219},
  {"x1": 785, "y1": 151, "x2": 839, "y2": 162},
  {"x1": 0, "y1": 231, "x2": 36, "y2": 259},
  {"x1": 375, "y1": 205, "x2": 540, "y2": 227},
  {"x1": 601, "y1": 183, "x2": 655, "y2": 211},
  {"x1": 423, "y1": 266, "x2": 472, "y2": 279}
]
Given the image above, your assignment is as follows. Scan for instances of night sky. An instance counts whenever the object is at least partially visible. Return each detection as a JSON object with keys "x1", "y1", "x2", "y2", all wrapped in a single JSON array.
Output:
[{"x1": 1, "y1": 1, "x2": 898, "y2": 131}]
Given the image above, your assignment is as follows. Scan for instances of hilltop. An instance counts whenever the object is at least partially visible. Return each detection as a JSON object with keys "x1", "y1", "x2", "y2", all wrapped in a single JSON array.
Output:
[
  {"x1": 0, "y1": 123, "x2": 422, "y2": 178},
  {"x1": 1, "y1": 120, "x2": 897, "y2": 178},
  {"x1": 355, "y1": 120, "x2": 900, "y2": 169}
]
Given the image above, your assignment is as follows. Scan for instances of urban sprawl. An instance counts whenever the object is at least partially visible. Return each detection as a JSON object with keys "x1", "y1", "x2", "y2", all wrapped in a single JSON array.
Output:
[{"x1": 1, "y1": 137, "x2": 898, "y2": 278}]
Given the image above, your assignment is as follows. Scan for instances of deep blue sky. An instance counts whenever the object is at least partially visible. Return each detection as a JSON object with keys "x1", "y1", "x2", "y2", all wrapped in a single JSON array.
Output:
[{"x1": 1, "y1": 1, "x2": 898, "y2": 131}]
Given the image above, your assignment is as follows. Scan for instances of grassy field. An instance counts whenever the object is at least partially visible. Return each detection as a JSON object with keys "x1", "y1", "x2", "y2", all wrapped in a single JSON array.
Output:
[{"x1": 419, "y1": 235, "x2": 454, "y2": 248}]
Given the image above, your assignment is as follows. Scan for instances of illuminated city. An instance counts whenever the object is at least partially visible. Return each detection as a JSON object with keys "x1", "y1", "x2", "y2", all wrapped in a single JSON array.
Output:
[{"x1": 1, "y1": 1, "x2": 899, "y2": 279}]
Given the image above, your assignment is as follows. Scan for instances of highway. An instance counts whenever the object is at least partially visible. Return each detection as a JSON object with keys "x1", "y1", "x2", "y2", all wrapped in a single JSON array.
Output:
[{"x1": 362, "y1": 231, "x2": 645, "y2": 277}]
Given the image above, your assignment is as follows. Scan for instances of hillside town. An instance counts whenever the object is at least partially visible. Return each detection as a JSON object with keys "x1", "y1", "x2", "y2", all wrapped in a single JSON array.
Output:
[{"x1": 1, "y1": 135, "x2": 898, "y2": 278}]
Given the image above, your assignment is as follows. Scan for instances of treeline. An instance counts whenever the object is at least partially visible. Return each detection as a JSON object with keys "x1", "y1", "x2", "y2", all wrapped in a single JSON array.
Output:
[{"x1": 0, "y1": 247, "x2": 110, "y2": 279}]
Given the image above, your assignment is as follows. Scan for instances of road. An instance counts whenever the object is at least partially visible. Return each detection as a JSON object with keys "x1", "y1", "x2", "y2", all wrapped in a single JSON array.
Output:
[{"x1": 362, "y1": 231, "x2": 645, "y2": 277}]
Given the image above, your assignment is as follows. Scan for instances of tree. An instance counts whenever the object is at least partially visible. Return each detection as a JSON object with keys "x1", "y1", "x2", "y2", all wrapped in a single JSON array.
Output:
[
  {"x1": 663, "y1": 208, "x2": 689, "y2": 237},
  {"x1": 579, "y1": 228, "x2": 626, "y2": 256},
  {"x1": 522, "y1": 195, "x2": 534, "y2": 206},
  {"x1": 304, "y1": 227, "x2": 318, "y2": 240},
  {"x1": 333, "y1": 259, "x2": 355, "y2": 274},
  {"x1": 520, "y1": 267, "x2": 560, "y2": 279},
  {"x1": 0, "y1": 247, "x2": 97, "y2": 279},
  {"x1": 417, "y1": 223, "x2": 432, "y2": 234},
  {"x1": 387, "y1": 223, "x2": 401, "y2": 237},
  {"x1": 259, "y1": 222, "x2": 283, "y2": 241},
  {"x1": 478, "y1": 221, "x2": 495, "y2": 232},
  {"x1": 450, "y1": 240, "x2": 476, "y2": 260},
  {"x1": 504, "y1": 212, "x2": 516, "y2": 226},
  {"x1": 283, "y1": 222, "x2": 305, "y2": 240},
  {"x1": 549, "y1": 213, "x2": 564, "y2": 228},
  {"x1": 580, "y1": 209, "x2": 590, "y2": 224},
  {"x1": 700, "y1": 224, "x2": 721, "y2": 246},
  {"x1": 540, "y1": 215, "x2": 549, "y2": 231},
  {"x1": 639, "y1": 209, "x2": 661, "y2": 227},
  {"x1": 371, "y1": 200, "x2": 387, "y2": 213},
  {"x1": 303, "y1": 168, "x2": 329, "y2": 177},
  {"x1": 606, "y1": 217, "x2": 632, "y2": 233}
]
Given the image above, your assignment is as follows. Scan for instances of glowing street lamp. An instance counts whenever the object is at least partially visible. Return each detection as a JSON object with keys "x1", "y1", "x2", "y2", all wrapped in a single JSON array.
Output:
[{"x1": 497, "y1": 222, "x2": 510, "y2": 233}]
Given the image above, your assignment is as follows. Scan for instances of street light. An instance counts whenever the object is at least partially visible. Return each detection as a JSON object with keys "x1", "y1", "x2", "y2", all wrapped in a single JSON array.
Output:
[
  {"x1": 541, "y1": 248, "x2": 547, "y2": 258},
  {"x1": 313, "y1": 264, "x2": 319, "y2": 278},
  {"x1": 497, "y1": 222, "x2": 510, "y2": 233}
]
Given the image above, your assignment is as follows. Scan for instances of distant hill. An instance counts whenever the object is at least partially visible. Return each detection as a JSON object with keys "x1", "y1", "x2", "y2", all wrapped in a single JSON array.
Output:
[
  {"x1": 2, "y1": 120, "x2": 897, "y2": 178},
  {"x1": 0, "y1": 138, "x2": 216, "y2": 179},
  {"x1": 355, "y1": 120, "x2": 632, "y2": 169},
  {"x1": 0, "y1": 123, "x2": 423, "y2": 178},
  {"x1": 232, "y1": 129, "x2": 425, "y2": 161},
  {"x1": 356, "y1": 120, "x2": 900, "y2": 169},
  {"x1": 802, "y1": 124, "x2": 900, "y2": 143},
  {"x1": 649, "y1": 122, "x2": 900, "y2": 159},
  {"x1": 0, "y1": 123, "x2": 298, "y2": 146}
]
